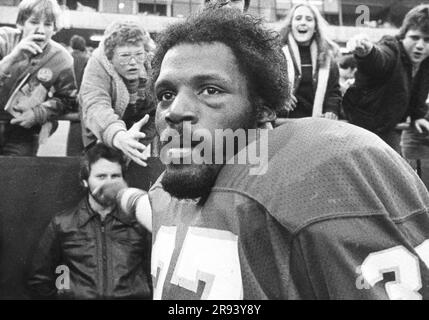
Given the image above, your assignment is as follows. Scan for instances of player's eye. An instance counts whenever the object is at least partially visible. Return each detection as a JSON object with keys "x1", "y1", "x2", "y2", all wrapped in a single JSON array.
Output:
[
  {"x1": 410, "y1": 35, "x2": 420, "y2": 41},
  {"x1": 158, "y1": 91, "x2": 175, "y2": 102},
  {"x1": 306, "y1": 16, "x2": 314, "y2": 22},
  {"x1": 201, "y1": 86, "x2": 222, "y2": 95}
]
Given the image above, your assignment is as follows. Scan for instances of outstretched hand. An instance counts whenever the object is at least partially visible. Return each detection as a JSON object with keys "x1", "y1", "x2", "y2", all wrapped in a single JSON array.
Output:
[
  {"x1": 113, "y1": 114, "x2": 150, "y2": 167},
  {"x1": 346, "y1": 34, "x2": 373, "y2": 58}
]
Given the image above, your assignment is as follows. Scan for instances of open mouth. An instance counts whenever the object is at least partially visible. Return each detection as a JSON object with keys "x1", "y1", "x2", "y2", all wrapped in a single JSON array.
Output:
[
  {"x1": 297, "y1": 26, "x2": 308, "y2": 34},
  {"x1": 413, "y1": 52, "x2": 422, "y2": 59}
]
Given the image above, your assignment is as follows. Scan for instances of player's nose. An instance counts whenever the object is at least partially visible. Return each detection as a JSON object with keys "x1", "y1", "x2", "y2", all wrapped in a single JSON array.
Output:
[{"x1": 165, "y1": 90, "x2": 198, "y2": 126}]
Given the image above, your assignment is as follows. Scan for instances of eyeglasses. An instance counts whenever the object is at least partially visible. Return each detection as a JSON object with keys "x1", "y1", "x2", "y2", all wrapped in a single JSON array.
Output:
[{"x1": 117, "y1": 52, "x2": 146, "y2": 65}]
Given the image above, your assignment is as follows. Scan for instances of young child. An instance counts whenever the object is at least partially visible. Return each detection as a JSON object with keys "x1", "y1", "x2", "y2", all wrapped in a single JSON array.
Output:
[{"x1": 0, "y1": 0, "x2": 77, "y2": 156}]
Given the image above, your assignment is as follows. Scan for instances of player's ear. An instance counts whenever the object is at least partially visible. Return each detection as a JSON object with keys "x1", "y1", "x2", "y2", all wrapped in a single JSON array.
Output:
[
  {"x1": 82, "y1": 180, "x2": 88, "y2": 188},
  {"x1": 257, "y1": 105, "x2": 276, "y2": 127}
]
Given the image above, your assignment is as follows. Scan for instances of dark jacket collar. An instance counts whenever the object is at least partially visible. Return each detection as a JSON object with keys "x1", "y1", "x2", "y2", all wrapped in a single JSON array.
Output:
[{"x1": 77, "y1": 196, "x2": 136, "y2": 228}]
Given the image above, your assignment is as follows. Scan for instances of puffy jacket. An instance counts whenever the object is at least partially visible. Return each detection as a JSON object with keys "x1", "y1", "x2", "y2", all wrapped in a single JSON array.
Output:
[
  {"x1": 27, "y1": 198, "x2": 152, "y2": 299},
  {"x1": 79, "y1": 45, "x2": 155, "y2": 149},
  {"x1": 343, "y1": 35, "x2": 429, "y2": 134}
]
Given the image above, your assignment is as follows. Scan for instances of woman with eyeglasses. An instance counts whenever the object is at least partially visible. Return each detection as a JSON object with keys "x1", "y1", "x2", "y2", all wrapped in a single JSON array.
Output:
[
  {"x1": 277, "y1": 4, "x2": 341, "y2": 123},
  {"x1": 79, "y1": 21, "x2": 156, "y2": 166}
]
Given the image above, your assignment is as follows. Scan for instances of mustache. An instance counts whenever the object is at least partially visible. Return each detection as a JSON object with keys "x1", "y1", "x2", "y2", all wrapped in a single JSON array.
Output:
[
  {"x1": 159, "y1": 121, "x2": 194, "y2": 148},
  {"x1": 159, "y1": 133, "x2": 203, "y2": 149}
]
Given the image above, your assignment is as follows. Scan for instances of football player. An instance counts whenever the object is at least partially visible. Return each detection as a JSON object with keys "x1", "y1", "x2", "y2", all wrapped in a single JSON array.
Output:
[{"x1": 100, "y1": 8, "x2": 429, "y2": 299}]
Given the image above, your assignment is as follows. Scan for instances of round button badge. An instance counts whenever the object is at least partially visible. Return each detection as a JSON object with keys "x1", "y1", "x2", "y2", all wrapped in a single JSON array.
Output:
[{"x1": 37, "y1": 68, "x2": 53, "y2": 83}]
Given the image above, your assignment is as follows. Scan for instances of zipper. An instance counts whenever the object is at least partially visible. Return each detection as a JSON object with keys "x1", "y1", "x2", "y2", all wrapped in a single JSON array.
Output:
[{"x1": 101, "y1": 220, "x2": 108, "y2": 298}]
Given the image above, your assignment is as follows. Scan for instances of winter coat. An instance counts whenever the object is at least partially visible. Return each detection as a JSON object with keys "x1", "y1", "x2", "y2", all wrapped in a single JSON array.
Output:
[
  {"x1": 79, "y1": 44, "x2": 155, "y2": 149},
  {"x1": 0, "y1": 27, "x2": 77, "y2": 125},
  {"x1": 343, "y1": 35, "x2": 429, "y2": 134}
]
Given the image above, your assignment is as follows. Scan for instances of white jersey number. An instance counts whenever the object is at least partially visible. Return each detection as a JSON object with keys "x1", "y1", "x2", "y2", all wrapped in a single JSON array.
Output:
[
  {"x1": 360, "y1": 240, "x2": 429, "y2": 300},
  {"x1": 151, "y1": 226, "x2": 243, "y2": 300}
]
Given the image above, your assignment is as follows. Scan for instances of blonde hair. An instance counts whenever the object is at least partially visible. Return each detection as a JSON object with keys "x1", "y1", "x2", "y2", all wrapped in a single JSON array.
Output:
[
  {"x1": 280, "y1": 3, "x2": 338, "y2": 66},
  {"x1": 16, "y1": 0, "x2": 62, "y2": 30}
]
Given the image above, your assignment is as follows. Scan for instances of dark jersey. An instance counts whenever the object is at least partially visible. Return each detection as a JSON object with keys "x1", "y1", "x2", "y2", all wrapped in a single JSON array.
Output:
[{"x1": 149, "y1": 118, "x2": 429, "y2": 299}]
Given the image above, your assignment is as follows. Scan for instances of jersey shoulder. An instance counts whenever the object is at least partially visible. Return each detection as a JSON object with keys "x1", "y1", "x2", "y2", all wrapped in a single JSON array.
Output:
[{"x1": 215, "y1": 118, "x2": 429, "y2": 232}]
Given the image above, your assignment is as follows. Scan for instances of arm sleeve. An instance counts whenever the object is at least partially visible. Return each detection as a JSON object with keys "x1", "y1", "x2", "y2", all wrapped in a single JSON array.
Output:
[
  {"x1": 79, "y1": 55, "x2": 127, "y2": 148},
  {"x1": 27, "y1": 219, "x2": 62, "y2": 299},
  {"x1": 355, "y1": 39, "x2": 397, "y2": 79},
  {"x1": 410, "y1": 101, "x2": 428, "y2": 121},
  {"x1": 322, "y1": 62, "x2": 342, "y2": 115}
]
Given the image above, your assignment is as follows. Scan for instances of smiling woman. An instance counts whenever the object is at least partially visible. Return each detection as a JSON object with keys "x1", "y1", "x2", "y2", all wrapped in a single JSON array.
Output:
[
  {"x1": 79, "y1": 20, "x2": 157, "y2": 167},
  {"x1": 278, "y1": 3, "x2": 341, "y2": 121}
]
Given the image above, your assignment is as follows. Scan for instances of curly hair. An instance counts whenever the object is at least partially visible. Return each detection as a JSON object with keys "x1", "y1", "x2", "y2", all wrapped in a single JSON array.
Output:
[
  {"x1": 103, "y1": 20, "x2": 155, "y2": 61},
  {"x1": 150, "y1": 8, "x2": 289, "y2": 115},
  {"x1": 279, "y1": 3, "x2": 339, "y2": 67},
  {"x1": 16, "y1": 0, "x2": 61, "y2": 30},
  {"x1": 399, "y1": 5, "x2": 429, "y2": 39}
]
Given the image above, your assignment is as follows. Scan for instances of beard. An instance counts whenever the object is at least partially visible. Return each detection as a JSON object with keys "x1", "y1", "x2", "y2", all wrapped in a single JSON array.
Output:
[
  {"x1": 88, "y1": 188, "x2": 116, "y2": 208},
  {"x1": 161, "y1": 163, "x2": 222, "y2": 200}
]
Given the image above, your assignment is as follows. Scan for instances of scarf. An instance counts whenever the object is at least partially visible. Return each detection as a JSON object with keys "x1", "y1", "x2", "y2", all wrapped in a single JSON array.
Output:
[{"x1": 282, "y1": 34, "x2": 331, "y2": 117}]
